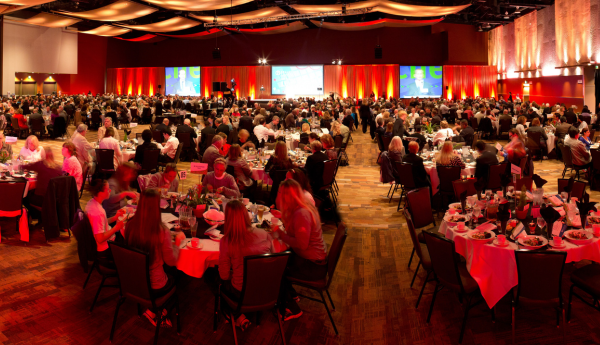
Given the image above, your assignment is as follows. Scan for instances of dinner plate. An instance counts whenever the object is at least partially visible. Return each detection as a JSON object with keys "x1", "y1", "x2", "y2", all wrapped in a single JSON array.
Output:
[
  {"x1": 564, "y1": 230, "x2": 593, "y2": 245},
  {"x1": 444, "y1": 213, "x2": 469, "y2": 223},
  {"x1": 467, "y1": 230, "x2": 496, "y2": 241},
  {"x1": 448, "y1": 202, "x2": 473, "y2": 213},
  {"x1": 587, "y1": 215, "x2": 600, "y2": 226},
  {"x1": 517, "y1": 235, "x2": 548, "y2": 249},
  {"x1": 208, "y1": 234, "x2": 223, "y2": 242}
]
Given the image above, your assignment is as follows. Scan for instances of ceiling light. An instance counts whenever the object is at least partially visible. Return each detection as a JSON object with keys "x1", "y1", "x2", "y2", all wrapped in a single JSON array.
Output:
[
  {"x1": 514, "y1": 7, "x2": 521, "y2": 14},
  {"x1": 332, "y1": 60, "x2": 336, "y2": 65},
  {"x1": 478, "y1": 26, "x2": 482, "y2": 32},
  {"x1": 504, "y1": 11, "x2": 510, "y2": 19},
  {"x1": 338, "y1": 59, "x2": 342, "y2": 65}
]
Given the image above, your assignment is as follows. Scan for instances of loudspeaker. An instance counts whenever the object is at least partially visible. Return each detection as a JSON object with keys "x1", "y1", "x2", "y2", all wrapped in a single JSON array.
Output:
[
  {"x1": 221, "y1": 82, "x2": 228, "y2": 91},
  {"x1": 446, "y1": 86, "x2": 448, "y2": 90},
  {"x1": 375, "y1": 45, "x2": 382, "y2": 59},
  {"x1": 158, "y1": 85, "x2": 162, "y2": 89},
  {"x1": 212, "y1": 82, "x2": 220, "y2": 92},
  {"x1": 213, "y1": 47, "x2": 221, "y2": 60}
]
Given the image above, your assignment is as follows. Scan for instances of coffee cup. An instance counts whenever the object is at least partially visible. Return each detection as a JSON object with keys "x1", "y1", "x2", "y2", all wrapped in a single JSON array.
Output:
[
  {"x1": 449, "y1": 208, "x2": 456, "y2": 215},
  {"x1": 457, "y1": 222, "x2": 465, "y2": 231},
  {"x1": 553, "y1": 236, "x2": 563, "y2": 246},
  {"x1": 497, "y1": 234, "x2": 506, "y2": 244},
  {"x1": 191, "y1": 238, "x2": 200, "y2": 248},
  {"x1": 593, "y1": 224, "x2": 600, "y2": 236},
  {"x1": 242, "y1": 198, "x2": 250, "y2": 205}
]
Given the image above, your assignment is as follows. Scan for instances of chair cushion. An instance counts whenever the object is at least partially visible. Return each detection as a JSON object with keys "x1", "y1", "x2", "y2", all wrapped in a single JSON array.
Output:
[
  {"x1": 417, "y1": 231, "x2": 425, "y2": 244},
  {"x1": 287, "y1": 275, "x2": 327, "y2": 290},
  {"x1": 571, "y1": 264, "x2": 600, "y2": 298},
  {"x1": 458, "y1": 263, "x2": 479, "y2": 294},
  {"x1": 419, "y1": 244, "x2": 432, "y2": 270}
]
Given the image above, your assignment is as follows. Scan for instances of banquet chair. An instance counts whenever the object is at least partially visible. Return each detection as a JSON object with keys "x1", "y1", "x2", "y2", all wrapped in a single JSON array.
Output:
[
  {"x1": 470, "y1": 117, "x2": 479, "y2": 131},
  {"x1": 29, "y1": 116, "x2": 46, "y2": 140},
  {"x1": 175, "y1": 131, "x2": 193, "y2": 162},
  {"x1": 513, "y1": 177, "x2": 533, "y2": 192},
  {"x1": 141, "y1": 108, "x2": 152, "y2": 124},
  {"x1": 0, "y1": 181, "x2": 27, "y2": 236},
  {"x1": 498, "y1": 118, "x2": 512, "y2": 140},
  {"x1": 109, "y1": 241, "x2": 181, "y2": 345},
  {"x1": 139, "y1": 149, "x2": 160, "y2": 176},
  {"x1": 519, "y1": 154, "x2": 532, "y2": 177},
  {"x1": 395, "y1": 162, "x2": 417, "y2": 211},
  {"x1": 513, "y1": 251, "x2": 567, "y2": 344},
  {"x1": 452, "y1": 178, "x2": 477, "y2": 199},
  {"x1": 50, "y1": 116, "x2": 67, "y2": 139},
  {"x1": 404, "y1": 210, "x2": 433, "y2": 308},
  {"x1": 436, "y1": 165, "x2": 462, "y2": 213},
  {"x1": 557, "y1": 178, "x2": 586, "y2": 200},
  {"x1": 406, "y1": 187, "x2": 435, "y2": 268},
  {"x1": 215, "y1": 252, "x2": 290, "y2": 344},
  {"x1": 130, "y1": 108, "x2": 139, "y2": 123},
  {"x1": 471, "y1": 133, "x2": 479, "y2": 150},
  {"x1": 567, "y1": 263, "x2": 600, "y2": 322},
  {"x1": 487, "y1": 162, "x2": 509, "y2": 192},
  {"x1": 423, "y1": 231, "x2": 492, "y2": 344},
  {"x1": 90, "y1": 110, "x2": 102, "y2": 129},
  {"x1": 94, "y1": 149, "x2": 116, "y2": 179},
  {"x1": 288, "y1": 223, "x2": 347, "y2": 335},
  {"x1": 319, "y1": 159, "x2": 339, "y2": 206},
  {"x1": 158, "y1": 143, "x2": 183, "y2": 171},
  {"x1": 268, "y1": 169, "x2": 288, "y2": 205},
  {"x1": 560, "y1": 145, "x2": 577, "y2": 178},
  {"x1": 525, "y1": 131, "x2": 546, "y2": 161},
  {"x1": 227, "y1": 128, "x2": 238, "y2": 145},
  {"x1": 376, "y1": 133, "x2": 386, "y2": 161},
  {"x1": 590, "y1": 149, "x2": 600, "y2": 189},
  {"x1": 79, "y1": 163, "x2": 90, "y2": 199},
  {"x1": 152, "y1": 130, "x2": 164, "y2": 144},
  {"x1": 11, "y1": 117, "x2": 28, "y2": 139}
]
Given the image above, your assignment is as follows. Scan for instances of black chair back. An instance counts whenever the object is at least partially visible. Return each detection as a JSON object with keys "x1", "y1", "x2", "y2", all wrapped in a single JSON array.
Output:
[
  {"x1": 152, "y1": 130, "x2": 164, "y2": 144},
  {"x1": 560, "y1": 145, "x2": 574, "y2": 169},
  {"x1": 0, "y1": 181, "x2": 26, "y2": 213},
  {"x1": 141, "y1": 108, "x2": 152, "y2": 122},
  {"x1": 176, "y1": 131, "x2": 191, "y2": 148},
  {"x1": 592, "y1": 149, "x2": 600, "y2": 172},
  {"x1": 423, "y1": 231, "x2": 465, "y2": 293},
  {"x1": 334, "y1": 135, "x2": 343, "y2": 149},
  {"x1": 499, "y1": 118, "x2": 512, "y2": 132},
  {"x1": 470, "y1": 117, "x2": 479, "y2": 131},
  {"x1": 376, "y1": 133, "x2": 385, "y2": 152},
  {"x1": 396, "y1": 162, "x2": 416, "y2": 190},
  {"x1": 382, "y1": 135, "x2": 392, "y2": 151},
  {"x1": 404, "y1": 209, "x2": 425, "y2": 264},
  {"x1": 487, "y1": 162, "x2": 508, "y2": 190},
  {"x1": 526, "y1": 131, "x2": 542, "y2": 150},
  {"x1": 53, "y1": 116, "x2": 67, "y2": 137},
  {"x1": 30, "y1": 116, "x2": 45, "y2": 134},
  {"x1": 130, "y1": 108, "x2": 138, "y2": 121},
  {"x1": 173, "y1": 143, "x2": 183, "y2": 164},
  {"x1": 326, "y1": 223, "x2": 347, "y2": 288},
  {"x1": 109, "y1": 242, "x2": 155, "y2": 306},
  {"x1": 437, "y1": 165, "x2": 462, "y2": 194},
  {"x1": 140, "y1": 149, "x2": 160, "y2": 173},
  {"x1": 514, "y1": 177, "x2": 533, "y2": 192},
  {"x1": 406, "y1": 187, "x2": 435, "y2": 228},
  {"x1": 95, "y1": 149, "x2": 115, "y2": 172},
  {"x1": 514, "y1": 251, "x2": 566, "y2": 301},
  {"x1": 225, "y1": 165, "x2": 235, "y2": 177},
  {"x1": 300, "y1": 133, "x2": 309, "y2": 145},
  {"x1": 322, "y1": 159, "x2": 338, "y2": 187},
  {"x1": 557, "y1": 178, "x2": 586, "y2": 200},
  {"x1": 235, "y1": 253, "x2": 290, "y2": 313},
  {"x1": 91, "y1": 109, "x2": 102, "y2": 125},
  {"x1": 452, "y1": 178, "x2": 477, "y2": 199},
  {"x1": 227, "y1": 128, "x2": 237, "y2": 145}
]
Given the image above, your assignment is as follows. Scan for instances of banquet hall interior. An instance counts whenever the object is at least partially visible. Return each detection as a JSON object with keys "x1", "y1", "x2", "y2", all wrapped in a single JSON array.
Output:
[{"x1": 4, "y1": 0, "x2": 600, "y2": 344}]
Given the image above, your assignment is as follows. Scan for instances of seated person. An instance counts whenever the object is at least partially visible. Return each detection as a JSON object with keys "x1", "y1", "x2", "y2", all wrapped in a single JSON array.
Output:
[
  {"x1": 383, "y1": 122, "x2": 394, "y2": 138},
  {"x1": 98, "y1": 127, "x2": 122, "y2": 170},
  {"x1": 474, "y1": 140, "x2": 499, "y2": 185},
  {"x1": 566, "y1": 126, "x2": 592, "y2": 169},
  {"x1": 19, "y1": 135, "x2": 46, "y2": 162},
  {"x1": 579, "y1": 128, "x2": 593, "y2": 150},
  {"x1": 436, "y1": 141, "x2": 465, "y2": 169},
  {"x1": 265, "y1": 141, "x2": 295, "y2": 173},
  {"x1": 374, "y1": 118, "x2": 385, "y2": 138},
  {"x1": 286, "y1": 168, "x2": 315, "y2": 206},
  {"x1": 102, "y1": 163, "x2": 139, "y2": 218},
  {"x1": 408, "y1": 125, "x2": 427, "y2": 151},
  {"x1": 217, "y1": 132, "x2": 231, "y2": 157},
  {"x1": 235, "y1": 129, "x2": 256, "y2": 150},
  {"x1": 61, "y1": 142, "x2": 83, "y2": 191},
  {"x1": 201, "y1": 158, "x2": 240, "y2": 198},
  {"x1": 304, "y1": 141, "x2": 329, "y2": 194},
  {"x1": 452, "y1": 119, "x2": 474, "y2": 144},
  {"x1": 134, "y1": 129, "x2": 159, "y2": 166},
  {"x1": 402, "y1": 141, "x2": 431, "y2": 189},
  {"x1": 320, "y1": 134, "x2": 338, "y2": 160},
  {"x1": 202, "y1": 135, "x2": 225, "y2": 172},
  {"x1": 139, "y1": 163, "x2": 179, "y2": 192},
  {"x1": 13, "y1": 109, "x2": 28, "y2": 130},
  {"x1": 388, "y1": 136, "x2": 405, "y2": 162},
  {"x1": 23, "y1": 146, "x2": 62, "y2": 208},
  {"x1": 157, "y1": 131, "x2": 179, "y2": 163},
  {"x1": 226, "y1": 144, "x2": 256, "y2": 196}
]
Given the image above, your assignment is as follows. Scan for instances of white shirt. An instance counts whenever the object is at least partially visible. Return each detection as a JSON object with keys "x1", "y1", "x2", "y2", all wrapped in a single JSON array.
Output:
[
  {"x1": 253, "y1": 124, "x2": 275, "y2": 143},
  {"x1": 159, "y1": 135, "x2": 179, "y2": 159},
  {"x1": 433, "y1": 128, "x2": 454, "y2": 144},
  {"x1": 99, "y1": 136, "x2": 121, "y2": 169},
  {"x1": 86, "y1": 198, "x2": 113, "y2": 252},
  {"x1": 19, "y1": 146, "x2": 45, "y2": 162},
  {"x1": 63, "y1": 155, "x2": 83, "y2": 191}
]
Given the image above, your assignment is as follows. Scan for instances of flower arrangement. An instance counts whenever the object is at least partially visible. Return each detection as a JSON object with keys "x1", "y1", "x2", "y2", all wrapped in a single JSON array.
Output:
[
  {"x1": 423, "y1": 122, "x2": 438, "y2": 134},
  {"x1": 0, "y1": 150, "x2": 9, "y2": 164}
]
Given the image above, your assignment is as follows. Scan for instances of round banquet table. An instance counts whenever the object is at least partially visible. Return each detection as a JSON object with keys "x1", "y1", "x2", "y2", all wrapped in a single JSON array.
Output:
[{"x1": 438, "y1": 210, "x2": 600, "y2": 308}]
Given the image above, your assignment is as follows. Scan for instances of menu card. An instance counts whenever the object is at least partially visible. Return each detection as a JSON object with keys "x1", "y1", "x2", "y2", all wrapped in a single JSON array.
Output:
[
  {"x1": 552, "y1": 221, "x2": 567, "y2": 237},
  {"x1": 511, "y1": 223, "x2": 526, "y2": 240}
]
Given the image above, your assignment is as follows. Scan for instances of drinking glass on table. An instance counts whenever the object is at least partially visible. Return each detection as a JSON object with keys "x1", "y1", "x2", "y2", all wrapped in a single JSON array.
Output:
[
  {"x1": 257, "y1": 205, "x2": 266, "y2": 223},
  {"x1": 472, "y1": 206, "x2": 481, "y2": 226},
  {"x1": 190, "y1": 218, "x2": 198, "y2": 238},
  {"x1": 528, "y1": 220, "x2": 537, "y2": 235},
  {"x1": 561, "y1": 192, "x2": 568, "y2": 201},
  {"x1": 537, "y1": 217, "x2": 546, "y2": 235}
]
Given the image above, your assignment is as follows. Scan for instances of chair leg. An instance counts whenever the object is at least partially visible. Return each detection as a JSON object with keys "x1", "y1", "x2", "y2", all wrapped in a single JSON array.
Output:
[
  {"x1": 230, "y1": 312, "x2": 239, "y2": 345},
  {"x1": 319, "y1": 290, "x2": 338, "y2": 335},
  {"x1": 426, "y1": 282, "x2": 440, "y2": 323},
  {"x1": 153, "y1": 309, "x2": 162, "y2": 345},
  {"x1": 387, "y1": 184, "x2": 394, "y2": 199},
  {"x1": 83, "y1": 261, "x2": 96, "y2": 289},
  {"x1": 408, "y1": 247, "x2": 416, "y2": 268},
  {"x1": 415, "y1": 271, "x2": 431, "y2": 309},
  {"x1": 90, "y1": 276, "x2": 106, "y2": 313},
  {"x1": 512, "y1": 305, "x2": 516, "y2": 345},
  {"x1": 458, "y1": 296, "x2": 472, "y2": 344},
  {"x1": 276, "y1": 309, "x2": 287, "y2": 345},
  {"x1": 562, "y1": 307, "x2": 566, "y2": 343},
  {"x1": 410, "y1": 261, "x2": 421, "y2": 287},
  {"x1": 214, "y1": 292, "x2": 220, "y2": 331},
  {"x1": 176, "y1": 294, "x2": 181, "y2": 335},
  {"x1": 567, "y1": 285, "x2": 574, "y2": 322},
  {"x1": 109, "y1": 297, "x2": 125, "y2": 342},
  {"x1": 325, "y1": 289, "x2": 335, "y2": 311}
]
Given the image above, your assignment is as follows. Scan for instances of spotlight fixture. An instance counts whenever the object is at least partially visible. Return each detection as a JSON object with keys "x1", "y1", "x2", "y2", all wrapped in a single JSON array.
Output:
[
  {"x1": 478, "y1": 26, "x2": 483, "y2": 32},
  {"x1": 213, "y1": 47, "x2": 221, "y2": 60},
  {"x1": 332, "y1": 60, "x2": 336, "y2": 65},
  {"x1": 213, "y1": 15, "x2": 218, "y2": 23},
  {"x1": 258, "y1": 58, "x2": 267, "y2": 65},
  {"x1": 338, "y1": 59, "x2": 342, "y2": 65},
  {"x1": 504, "y1": 11, "x2": 510, "y2": 19},
  {"x1": 514, "y1": 6, "x2": 521, "y2": 14},
  {"x1": 332, "y1": 59, "x2": 342, "y2": 65}
]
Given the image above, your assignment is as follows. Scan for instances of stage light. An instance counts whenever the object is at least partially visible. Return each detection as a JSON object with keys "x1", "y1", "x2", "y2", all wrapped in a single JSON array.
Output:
[
  {"x1": 259, "y1": 59, "x2": 262, "y2": 64},
  {"x1": 504, "y1": 11, "x2": 510, "y2": 19},
  {"x1": 332, "y1": 60, "x2": 336, "y2": 65},
  {"x1": 514, "y1": 7, "x2": 521, "y2": 14},
  {"x1": 338, "y1": 59, "x2": 342, "y2": 65}
]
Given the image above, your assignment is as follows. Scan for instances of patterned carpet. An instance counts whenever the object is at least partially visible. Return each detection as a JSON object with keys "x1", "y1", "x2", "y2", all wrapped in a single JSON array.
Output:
[{"x1": 1, "y1": 125, "x2": 600, "y2": 344}]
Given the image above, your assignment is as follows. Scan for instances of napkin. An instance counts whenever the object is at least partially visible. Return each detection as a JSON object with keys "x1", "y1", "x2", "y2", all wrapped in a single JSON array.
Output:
[
  {"x1": 540, "y1": 204, "x2": 561, "y2": 235},
  {"x1": 476, "y1": 222, "x2": 496, "y2": 232},
  {"x1": 551, "y1": 221, "x2": 567, "y2": 237},
  {"x1": 576, "y1": 191, "x2": 597, "y2": 230},
  {"x1": 497, "y1": 203, "x2": 511, "y2": 232},
  {"x1": 510, "y1": 223, "x2": 526, "y2": 240},
  {"x1": 548, "y1": 195, "x2": 563, "y2": 207},
  {"x1": 532, "y1": 174, "x2": 548, "y2": 188}
]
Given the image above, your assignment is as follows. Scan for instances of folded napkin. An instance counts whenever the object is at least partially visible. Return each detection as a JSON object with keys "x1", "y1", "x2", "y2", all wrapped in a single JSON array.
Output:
[
  {"x1": 532, "y1": 174, "x2": 548, "y2": 188},
  {"x1": 541, "y1": 204, "x2": 561, "y2": 236},
  {"x1": 510, "y1": 223, "x2": 526, "y2": 240},
  {"x1": 548, "y1": 195, "x2": 563, "y2": 207},
  {"x1": 553, "y1": 207, "x2": 566, "y2": 216},
  {"x1": 476, "y1": 222, "x2": 496, "y2": 232},
  {"x1": 577, "y1": 192, "x2": 597, "y2": 230}
]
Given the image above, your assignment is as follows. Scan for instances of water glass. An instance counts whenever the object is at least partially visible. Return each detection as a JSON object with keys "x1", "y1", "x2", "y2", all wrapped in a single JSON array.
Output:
[{"x1": 537, "y1": 217, "x2": 546, "y2": 233}]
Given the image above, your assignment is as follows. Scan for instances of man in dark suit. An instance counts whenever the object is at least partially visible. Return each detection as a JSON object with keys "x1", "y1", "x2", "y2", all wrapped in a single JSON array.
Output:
[
  {"x1": 564, "y1": 107, "x2": 577, "y2": 124},
  {"x1": 474, "y1": 140, "x2": 499, "y2": 185},
  {"x1": 554, "y1": 116, "x2": 572, "y2": 140},
  {"x1": 403, "y1": 68, "x2": 436, "y2": 97},
  {"x1": 409, "y1": 125, "x2": 427, "y2": 150},
  {"x1": 155, "y1": 118, "x2": 171, "y2": 138},
  {"x1": 305, "y1": 140, "x2": 330, "y2": 195},
  {"x1": 215, "y1": 117, "x2": 230, "y2": 136},
  {"x1": 283, "y1": 102, "x2": 291, "y2": 113},
  {"x1": 239, "y1": 113, "x2": 254, "y2": 134},
  {"x1": 173, "y1": 69, "x2": 195, "y2": 95},
  {"x1": 453, "y1": 119, "x2": 475, "y2": 144},
  {"x1": 393, "y1": 117, "x2": 406, "y2": 138},
  {"x1": 431, "y1": 111, "x2": 442, "y2": 126},
  {"x1": 155, "y1": 98, "x2": 163, "y2": 116},
  {"x1": 198, "y1": 119, "x2": 216, "y2": 154},
  {"x1": 21, "y1": 99, "x2": 30, "y2": 115},
  {"x1": 163, "y1": 98, "x2": 172, "y2": 112},
  {"x1": 402, "y1": 141, "x2": 431, "y2": 189},
  {"x1": 175, "y1": 118, "x2": 197, "y2": 141}
]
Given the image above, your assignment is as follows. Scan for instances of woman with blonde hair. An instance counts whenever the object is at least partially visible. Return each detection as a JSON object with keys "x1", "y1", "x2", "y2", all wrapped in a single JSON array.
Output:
[
  {"x1": 320, "y1": 133, "x2": 337, "y2": 160},
  {"x1": 435, "y1": 141, "x2": 465, "y2": 168},
  {"x1": 388, "y1": 136, "x2": 404, "y2": 162},
  {"x1": 24, "y1": 146, "x2": 62, "y2": 209},
  {"x1": 432, "y1": 120, "x2": 454, "y2": 145},
  {"x1": 272, "y1": 180, "x2": 327, "y2": 321},
  {"x1": 19, "y1": 135, "x2": 46, "y2": 162},
  {"x1": 218, "y1": 200, "x2": 274, "y2": 329},
  {"x1": 516, "y1": 116, "x2": 528, "y2": 140},
  {"x1": 301, "y1": 122, "x2": 311, "y2": 134},
  {"x1": 320, "y1": 111, "x2": 332, "y2": 128}
]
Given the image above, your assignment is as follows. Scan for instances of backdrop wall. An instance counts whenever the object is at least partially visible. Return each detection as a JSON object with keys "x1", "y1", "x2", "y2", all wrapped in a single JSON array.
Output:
[{"x1": 497, "y1": 75, "x2": 584, "y2": 108}]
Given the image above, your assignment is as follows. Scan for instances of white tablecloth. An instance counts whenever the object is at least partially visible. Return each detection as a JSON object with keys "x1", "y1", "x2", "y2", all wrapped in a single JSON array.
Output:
[
  {"x1": 176, "y1": 239, "x2": 220, "y2": 278},
  {"x1": 547, "y1": 133, "x2": 556, "y2": 153},
  {"x1": 121, "y1": 149, "x2": 136, "y2": 163},
  {"x1": 439, "y1": 220, "x2": 600, "y2": 308},
  {"x1": 425, "y1": 163, "x2": 476, "y2": 195}
]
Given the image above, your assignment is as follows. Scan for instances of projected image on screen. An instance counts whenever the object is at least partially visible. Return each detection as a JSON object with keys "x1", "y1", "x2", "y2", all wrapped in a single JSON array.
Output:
[
  {"x1": 271, "y1": 65, "x2": 324, "y2": 96},
  {"x1": 399, "y1": 66, "x2": 442, "y2": 98},
  {"x1": 165, "y1": 66, "x2": 200, "y2": 96}
]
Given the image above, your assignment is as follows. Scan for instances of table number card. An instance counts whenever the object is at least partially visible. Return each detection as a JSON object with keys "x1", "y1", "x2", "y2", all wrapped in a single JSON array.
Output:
[
  {"x1": 179, "y1": 170, "x2": 187, "y2": 180},
  {"x1": 190, "y1": 163, "x2": 208, "y2": 174}
]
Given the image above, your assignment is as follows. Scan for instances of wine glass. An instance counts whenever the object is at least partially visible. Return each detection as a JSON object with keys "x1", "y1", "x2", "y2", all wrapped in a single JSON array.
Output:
[
  {"x1": 528, "y1": 220, "x2": 537, "y2": 235},
  {"x1": 472, "y1": 206, "x2": 481, "y2": 226},
  {"x1": 189, "y1": 216, "x2": 197, "y2": 237},
  {"x1": 537, "y1": 217, "x2": 547, "y2": 235}
]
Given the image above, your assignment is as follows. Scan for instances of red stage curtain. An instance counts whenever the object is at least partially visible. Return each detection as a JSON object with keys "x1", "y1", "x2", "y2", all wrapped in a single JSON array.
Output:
[
  {"x1": 106, "y1": 67, "x2": 164, "y2": 96},
  {"x1": 443, "y1": 65, "x2": 497, "y2": 100},
  {"x1": 324, "y1": 64, "x2": 398, "y2": 99}
]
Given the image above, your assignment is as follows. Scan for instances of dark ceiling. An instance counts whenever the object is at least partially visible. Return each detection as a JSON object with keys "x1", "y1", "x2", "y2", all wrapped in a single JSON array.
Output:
[{"x1": 4, "y1": 0, "x2": 556, "y2": 40}]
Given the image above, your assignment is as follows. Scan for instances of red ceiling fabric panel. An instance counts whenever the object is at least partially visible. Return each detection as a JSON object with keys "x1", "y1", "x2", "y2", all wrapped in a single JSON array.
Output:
[
  {"x1": 310, "y1": 18, "x2": 442, "y2": 31},
  {"x1": 115, "y1": 34, "x2": 157, "y2": 42},
  {"x1": 228, "y1": 21, "x2": 306, "y2": 35},
  {"x1": 443, "y1": 65, "x2": 497, "y2": 100},
  {"x1": 158, "y1": 28, "x2": 228, "y2": 39}
]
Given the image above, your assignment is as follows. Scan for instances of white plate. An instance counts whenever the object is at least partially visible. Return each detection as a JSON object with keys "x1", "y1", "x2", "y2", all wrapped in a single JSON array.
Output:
[
  {"x1": 467, "y1": 229, "x2": 496, "y2": 241},
  {"x1": 548, "y1": 240, "x2": 566, "y2": 249},
  {"x1": 186, "y1": 240, "x2": 203, "y2": 250},
  {"x1": 448, "y1": 202, "x2": 473, "y2": 213},
  {"x1": 564, "y1": 230, "x2": 593, "y2": 245},
  {"x1": 444, "y1": 213, "x2": 470, "y2": 223},
  {"x1": 492, "y1": 239, "x2": 510, "y2": 247},
  {"x1": 517, "y1": 235, "x2": 548, "y2": 249}
]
